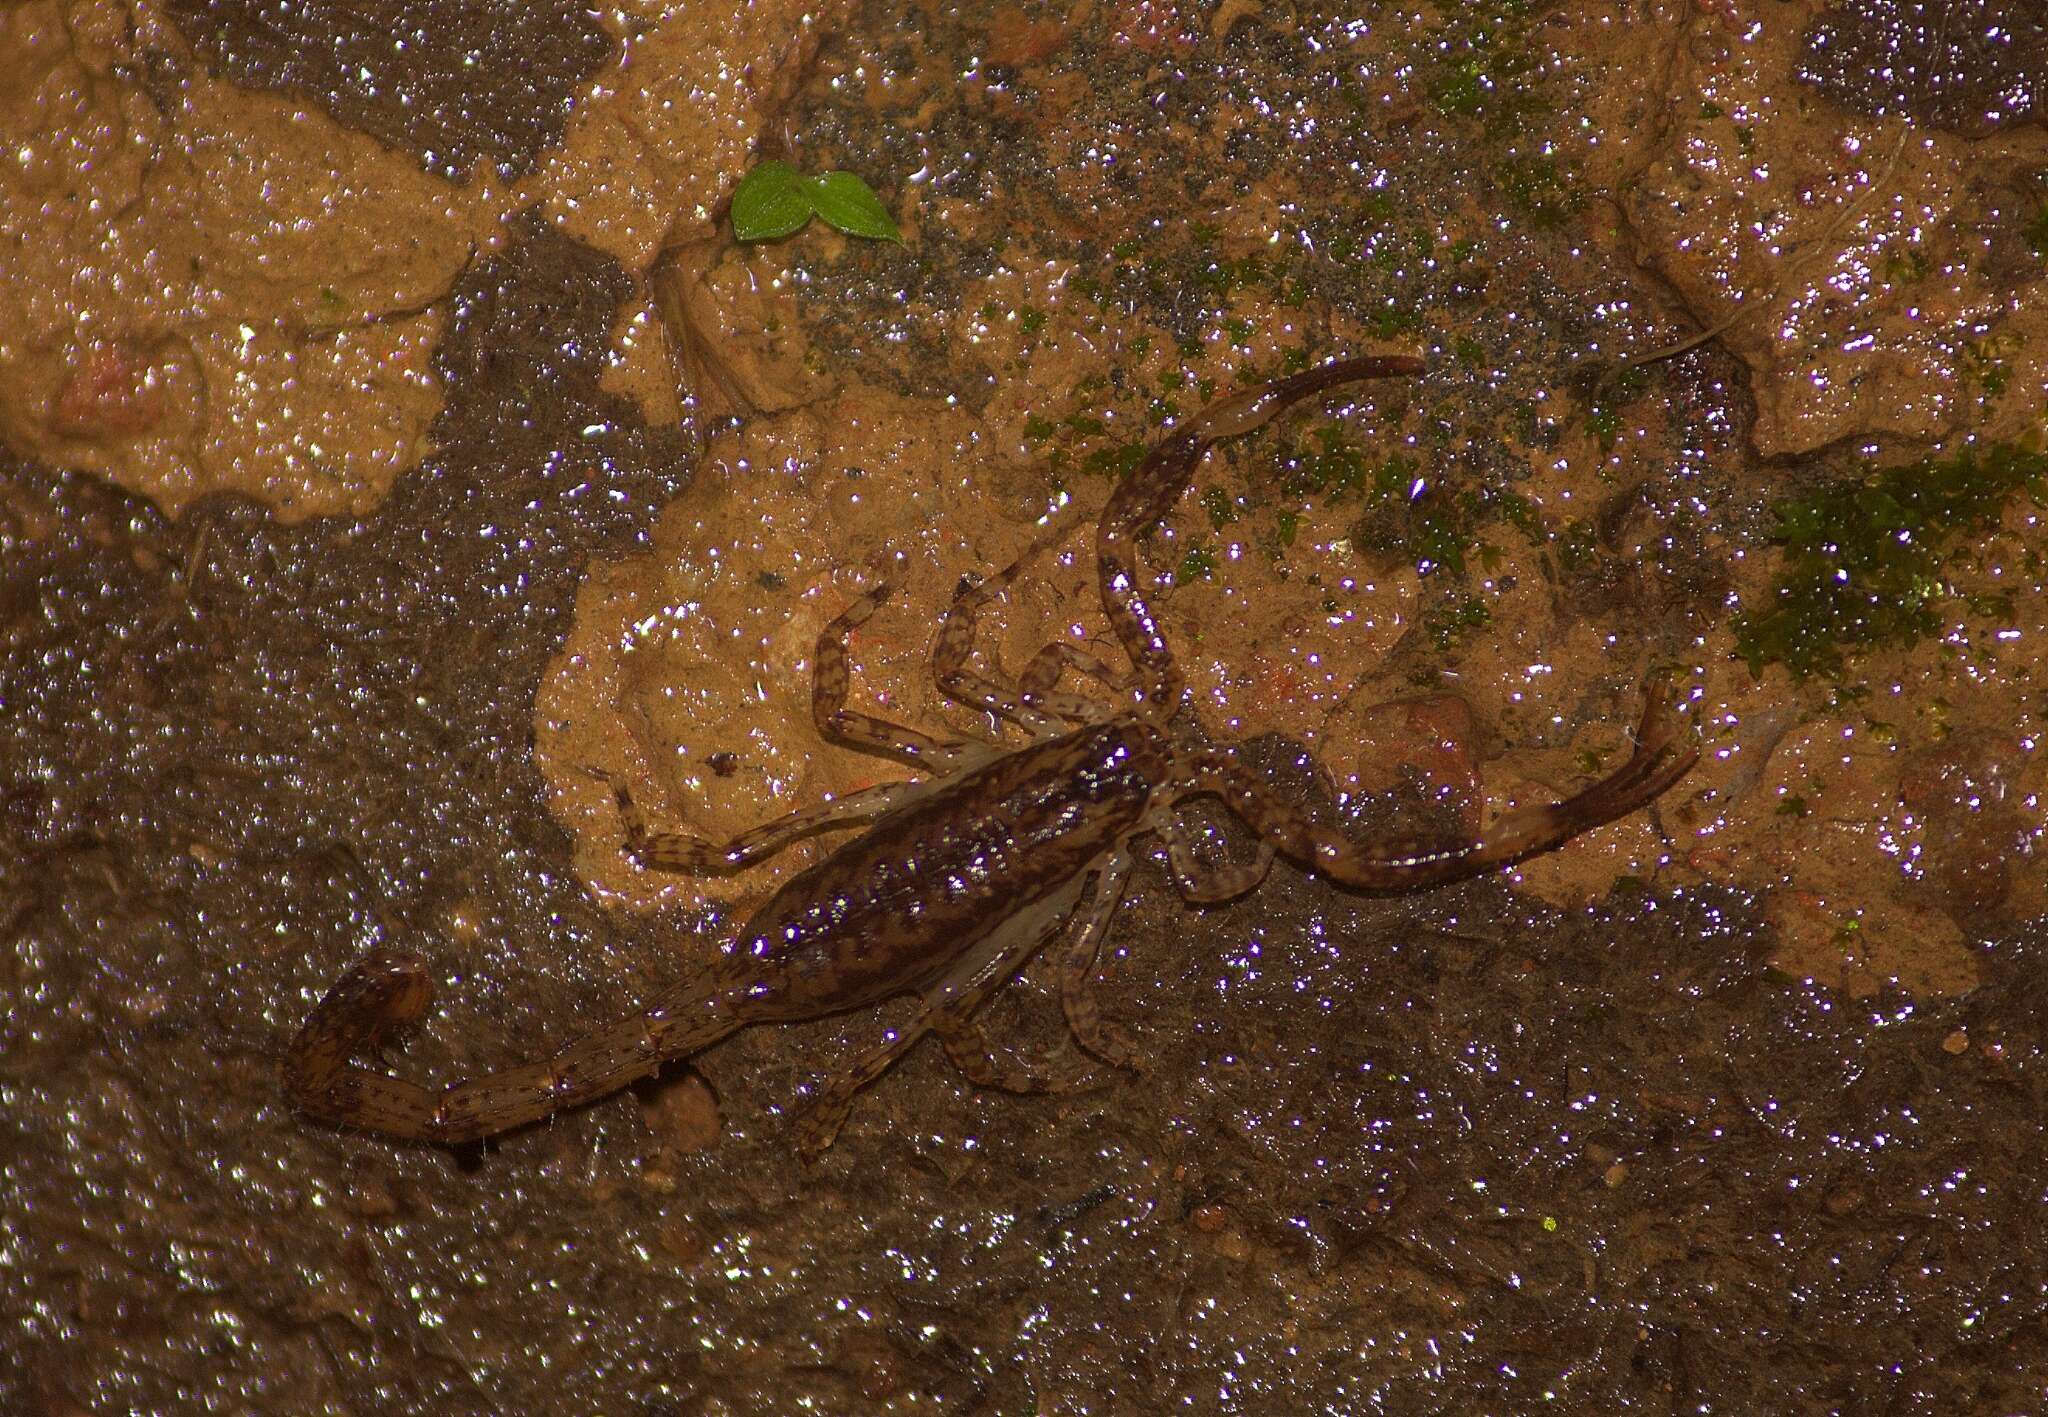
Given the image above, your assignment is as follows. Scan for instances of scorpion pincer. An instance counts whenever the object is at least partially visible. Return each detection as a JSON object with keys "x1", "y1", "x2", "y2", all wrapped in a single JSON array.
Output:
[{"x1": 284, "y1": 353, "x2": 1699, "y2": 1155}]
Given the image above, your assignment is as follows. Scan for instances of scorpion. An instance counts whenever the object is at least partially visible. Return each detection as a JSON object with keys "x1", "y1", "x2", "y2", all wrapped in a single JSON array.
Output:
[{"x1": 285, "y1": 352, "x2": 1698, "y2": 1155}]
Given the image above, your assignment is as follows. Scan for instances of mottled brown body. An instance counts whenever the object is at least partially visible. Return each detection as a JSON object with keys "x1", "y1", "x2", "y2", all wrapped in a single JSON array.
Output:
[
  {"x1": 732, "y1": 721, "x2": 1166, "y2": 1019},
  {"x1": 286, "y1": 353, "x2": 1698, "y2": 1154}
]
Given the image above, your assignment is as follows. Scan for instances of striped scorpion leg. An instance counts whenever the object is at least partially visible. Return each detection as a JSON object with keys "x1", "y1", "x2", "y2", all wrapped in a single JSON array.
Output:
[
  {"x1": 614, "y1": 552, "x2": 983, "y2": 875},
  {"x1": 614, "y1": 777, "x2": 927, "y2": 875},
  {"x1": 931, "y1": 510, "x2": 1095, "y2": 740},
  {"x1": 1095, "y1": 353, "x2": 1426, "y2": 722},
  {"x1": 1055, "y1": 848, "x2": 1141, "y2": 1069},
  {"x1": 816, "y1": 550, "x2": 985, "y2": 768},
  {"x1": 1017, "y1": 641, "x2": 1126, "y2": 725}
]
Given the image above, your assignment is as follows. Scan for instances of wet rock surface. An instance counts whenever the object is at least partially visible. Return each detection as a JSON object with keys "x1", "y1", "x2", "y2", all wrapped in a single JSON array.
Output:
[
  {"x1": 1, "y1": 218, "x2": 694, "y2": 1408},
  {"x1": 1898, "y1": 730, "x2": 2034, "y2": 922},
  {"x1": 4, "y1": 0, "x2": 2047, "y2": 1412},
  {"x1": 1799, "y1": 0, "x2": 2048, "y2": 136},
  {"x1": 166, "y1": 0, "x2": 615, "y2": 180}
]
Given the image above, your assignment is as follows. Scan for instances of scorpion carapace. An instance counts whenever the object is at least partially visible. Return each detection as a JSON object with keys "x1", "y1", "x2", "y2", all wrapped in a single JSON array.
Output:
[{"x1": 285, "y1": 352, "x2": 1698, "y2": 1153}]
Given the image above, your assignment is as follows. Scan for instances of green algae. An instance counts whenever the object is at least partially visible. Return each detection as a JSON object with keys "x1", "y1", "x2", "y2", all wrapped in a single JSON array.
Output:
[{"x1": 1734, "y1": 442, "x2": 2046, "y2": 679}]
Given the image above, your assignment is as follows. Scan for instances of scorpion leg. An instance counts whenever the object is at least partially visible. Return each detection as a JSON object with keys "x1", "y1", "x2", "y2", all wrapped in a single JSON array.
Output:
[
  {"x1": 1096, "y1": 354, "x2": 1425, "y2": 721},
  {"x1": 615, "y1": 777, "x2": 926, "y2": 874},
  {"x1": 933, "y1": 1015, "x2": 1073, "y2": 1095},
  {"x1": 817, "y1": 551, "x2": 985, "y2": 768},
  {"x1": 797, "y1": 875, "x2": 1094, "y2": 1155},
  {"x1": 284, "y1": 949, "x2": 743, "y2": 1145},
  {"x1": 794, "y1": 1019, "x2": 934, "y2": 1159},
  {"x1": 1058, "y1": 849, "x2": 1143, "y2": 1069},
  {"x1": 1017, "y1": 641, "x2": 1126, "y2": 724},
  {"x1": 1159, "y1": 811, "x2": 1276, "y2": 904},
  {"x1": 931, "y1": 512, "x2": 1089, "y2": 740},
  {"x1": 1194, "y1": 672, "x2": 1699, "y2": 892}
]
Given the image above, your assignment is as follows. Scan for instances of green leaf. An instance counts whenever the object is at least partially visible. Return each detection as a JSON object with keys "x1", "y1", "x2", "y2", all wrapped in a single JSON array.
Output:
[
  {"x1": 731, "y1": 161, "x2": 814, "y2": 242},
  {"x1": 730, "y1": 163, "x2": 903, "y2": 244},
  {"x1": 805, "y1": 171, "x2": 901, "y2": 242}
]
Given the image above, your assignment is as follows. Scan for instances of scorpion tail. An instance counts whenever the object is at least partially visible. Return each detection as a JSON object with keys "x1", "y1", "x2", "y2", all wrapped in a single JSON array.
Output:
[{"x1": 284, "y1": 948, "x2": 740, "y2": 1146}]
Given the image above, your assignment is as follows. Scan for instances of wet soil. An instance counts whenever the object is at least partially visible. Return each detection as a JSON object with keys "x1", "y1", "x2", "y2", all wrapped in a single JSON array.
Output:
[
  {"x1": 4, "y1": 0, "x2": 2047, "y2": 1413},
  {"x1": 168, "y1": 0, "x2": 615, "y2": 181}
]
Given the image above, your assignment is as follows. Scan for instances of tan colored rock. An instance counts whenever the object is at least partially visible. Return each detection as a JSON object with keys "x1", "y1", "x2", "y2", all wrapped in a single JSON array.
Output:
[
  {"x1": 0, "y1": 0, "x2": 841, "y2": 520},
  {"x1": 1560, "y1": 0, "x2": 2048, "y2": 456},
  {"x1": 533, "y1": 0, "x2": 857, "y2": 271},
  {"x1": 652, "y1": 239, "x2": 841, "y2": 420},
  {"x1": 0, "y1": 0, "x2": 502, "y2": 519}
]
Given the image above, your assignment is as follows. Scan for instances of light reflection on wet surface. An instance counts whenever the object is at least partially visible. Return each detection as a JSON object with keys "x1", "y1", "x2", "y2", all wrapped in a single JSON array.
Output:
[{"x1": 3, "y1": 0, "x2": 2048, "y2": 1409}]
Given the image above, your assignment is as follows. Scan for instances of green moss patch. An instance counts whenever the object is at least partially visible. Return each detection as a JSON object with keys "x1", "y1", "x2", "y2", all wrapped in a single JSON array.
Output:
[{"x1": 1734, "y1": 442, "x2": 2045, "y2": 678}]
